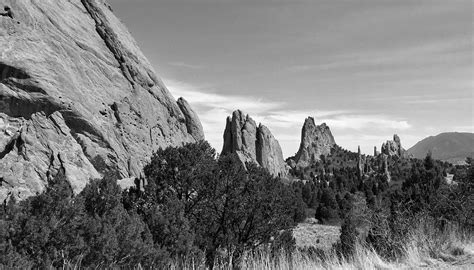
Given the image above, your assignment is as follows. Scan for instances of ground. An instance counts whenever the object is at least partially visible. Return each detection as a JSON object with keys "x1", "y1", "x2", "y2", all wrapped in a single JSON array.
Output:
[{"x1": 293, "y1": 219, "x2": 340, "y2": 251}]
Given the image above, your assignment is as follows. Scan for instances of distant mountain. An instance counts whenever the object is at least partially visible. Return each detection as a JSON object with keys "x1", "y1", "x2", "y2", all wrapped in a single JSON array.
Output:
[{"x1": 407, "y1": 132, "x2": 474, "y2": 164}]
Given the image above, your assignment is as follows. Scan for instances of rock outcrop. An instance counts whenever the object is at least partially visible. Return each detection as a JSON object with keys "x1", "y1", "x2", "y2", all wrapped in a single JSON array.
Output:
[
  {"x1": 381, "y1": 134, "x2": 405, "y2": 157},
  {"x1": 293, "y1": 118, "x2": 336, "y2": 168},
  {"x1": 0, "y1": 0, "x2": 204, "y2": 201},
  {"x1": 357, "y1": 146, "x2": 364, "y2": 179},
  {"x1": 381, "y1": 154, "x2": 391, "y2": 183},
  {"x1": 222, "y1": 110, "x2": 288, "y2": 178},
  {"x1": 177, "y1": 97, "x2": 205, "y2": 142}
]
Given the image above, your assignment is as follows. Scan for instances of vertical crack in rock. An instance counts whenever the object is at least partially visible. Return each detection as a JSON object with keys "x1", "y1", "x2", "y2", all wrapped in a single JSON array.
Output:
[
  {"x1": 110, "y1": 102, "x2": 122, "y2": 124},
  {"x1": 81, "y1": 0, "x2": 156, "y2": 90}
]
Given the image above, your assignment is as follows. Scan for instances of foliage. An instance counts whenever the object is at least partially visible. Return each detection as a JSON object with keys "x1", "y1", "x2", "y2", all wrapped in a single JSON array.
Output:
[
  {"x1": 123, "y1": 141, "x2": 299, "y2": 269},
  {"x1": 1, "y1": 141, "x2": 472, "y2": 268},
  {"x1": 0, "y1": 172, "x2": 159, "y2": 268}
]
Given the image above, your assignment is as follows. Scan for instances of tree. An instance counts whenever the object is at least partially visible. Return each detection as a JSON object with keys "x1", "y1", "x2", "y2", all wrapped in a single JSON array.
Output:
[
  {"x1": 123, "y1": 142, "x2": 217, "y2": 258},
  {"x1": 1, "y1": 171, "x2": 160, "y2": 268},
  {"x1": 0, "y1": 171, "x2": 85, "y2": 268},
  {"x1": 80, "y1": 176, "x2": 159, "y2": 267},
  {"x1": 195, "y1": 155, "x2": 297, "y2": 269},
  {"x1": 315, "y1": 188, "x2": 339, "y2": 223},
  {"x1": 124, "y1": 142, "x2": 298, "y2": 269}
]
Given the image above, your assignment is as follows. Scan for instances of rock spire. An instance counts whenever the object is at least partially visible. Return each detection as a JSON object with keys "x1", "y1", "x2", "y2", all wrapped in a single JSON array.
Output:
[
  {"x1": 292, "y1": 117, "x2": 336, "y2": 168},
  {"x1": 222, "y1": 110, "x2": 288, "y2": 178}
]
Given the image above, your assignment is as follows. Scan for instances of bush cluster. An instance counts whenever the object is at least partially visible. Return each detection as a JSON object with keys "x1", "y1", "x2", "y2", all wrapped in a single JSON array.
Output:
[{"x1": 0, "y1": 141, "x2": 302, "y2": 269}]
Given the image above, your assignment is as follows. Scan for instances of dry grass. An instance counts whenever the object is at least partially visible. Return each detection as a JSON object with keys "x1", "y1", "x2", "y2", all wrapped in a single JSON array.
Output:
[
  {"x1": 179, "y1": 222, "x2": 473, "y2": 270},
  {"x1": 292, "y1": 219, "x2": 340, "y2": 251},
  {"x1": 61, "y1": 222, "x2": 474, "y2": 270}
]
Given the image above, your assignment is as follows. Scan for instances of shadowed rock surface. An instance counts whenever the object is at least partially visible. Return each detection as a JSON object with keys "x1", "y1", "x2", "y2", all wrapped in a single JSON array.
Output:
[
  {"x1": 293, "y1": 118, "x2": 336, "y2": 168},
  {"x1": 0, "y1": 0, "x2": 203, "y2": 201},
  {"x1": 222, "y1": 110, "x2": 288, "y2": 178}
]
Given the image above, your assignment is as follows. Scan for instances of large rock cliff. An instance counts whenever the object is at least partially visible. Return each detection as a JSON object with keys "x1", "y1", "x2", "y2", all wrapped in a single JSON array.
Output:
[
  {"x1": 222, "y1": 110, "x2": 288, "y2": 178},
  {"x1": 0, "y1": 0, "x2": 204, "y2": 201},
  {"x1": 293, "y1": 117, "x2": 336, "y2": 168}
]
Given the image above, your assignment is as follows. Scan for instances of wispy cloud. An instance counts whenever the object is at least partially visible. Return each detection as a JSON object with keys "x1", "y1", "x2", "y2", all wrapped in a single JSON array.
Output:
[
  {"x1": 168, "y1": 62, "x2": 205, "y2": 69},
  {"x1": 165, "y1": 79, "x2": 283, "y2": 113},
  {"x1": 165, "y1": 78, "x2": 413, "y2": 156},
  {"x1": 288, "y1": 38, "x2": 472, "y2": 73},
  {"x1": 453, "y1": 125, "x2": 474, "y2": 133}
]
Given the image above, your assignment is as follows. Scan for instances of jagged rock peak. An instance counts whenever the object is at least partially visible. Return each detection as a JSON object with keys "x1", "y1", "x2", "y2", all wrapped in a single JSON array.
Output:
[
  {"x1": 381, "y1": 134, "x2": 405, "y2": 157},
  {"x1": 0, "y1": 0, "x2": 204, "y2": 201},
  {"x1": 293, "y1": 117, "x2": 336, "y2": 168},
  {"x1": 222, "y1": 110, "x2": 288, "y2": 178}
]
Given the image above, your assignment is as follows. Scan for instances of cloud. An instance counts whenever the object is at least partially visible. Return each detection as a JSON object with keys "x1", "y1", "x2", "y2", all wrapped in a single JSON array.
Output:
[
  {"x1": 168, "y1": 62, "x2": 205, "y2": 69},
  {"x1": 165, "y1": 79, "x2": 283, "y2": 113},
  {"x1": 324, "y1": 115, "x2": 411, "y2": 130},
  {"x1": 287, "y1": 38, "x2": 472, "y2": 74},
  {"x1": 165, "y1": 78, "x2": 412, "y2": 157},
  {"x1": 452, "y1": 125, "x2": 474, "y2": 133}
]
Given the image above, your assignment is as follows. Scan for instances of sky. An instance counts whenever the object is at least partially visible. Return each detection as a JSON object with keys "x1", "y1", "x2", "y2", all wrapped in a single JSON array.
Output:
[{"x1": 109, "y1": 0, "x2": 473, "y2": 157}]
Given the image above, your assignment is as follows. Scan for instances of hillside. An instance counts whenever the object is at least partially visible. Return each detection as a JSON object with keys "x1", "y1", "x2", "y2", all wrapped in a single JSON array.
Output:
[{"x1": 407, "y1": 132, "x2": 474, "y2": 164}]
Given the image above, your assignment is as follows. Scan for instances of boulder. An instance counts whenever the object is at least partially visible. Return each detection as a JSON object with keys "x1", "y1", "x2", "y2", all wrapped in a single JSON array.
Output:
[
  {"x1": 222, "y1": 110, "x2": 288, "y2": 178},
  {"x1": 293, "y1": 117, "x2": 336, "y2": 168},
  {"x1": 0, "y1": 0, "x2": 203, "y2": 201}
]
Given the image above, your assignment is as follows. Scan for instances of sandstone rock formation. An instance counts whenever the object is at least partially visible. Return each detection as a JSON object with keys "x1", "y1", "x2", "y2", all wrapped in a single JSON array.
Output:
[
  {"x1": 381, "y1": 154, "x2": 391, "y2": 183},
  {"x1": 357, "y1": 146, "x2": 365, "y2": 179},
  {"x1": 293, "y1": 118, "x2": 336, "y2": 168},
  {"x1": 222, "y1": 110, "x2": 288, "y2": 178},
  {"x1": 177, "y1": 97, "x2": 205, "y2": 142},
  {"x1": 0, "y1": 0, "x2": 204, "y2": 201},
  {"x1": 381, "y1": 134, "x2": 405, "y2": 157}
]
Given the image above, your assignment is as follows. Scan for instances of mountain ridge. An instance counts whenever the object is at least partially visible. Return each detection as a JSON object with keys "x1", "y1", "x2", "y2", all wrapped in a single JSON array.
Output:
[{"x1": 407, "y1": 132, "x2": 474, "y2": 164}]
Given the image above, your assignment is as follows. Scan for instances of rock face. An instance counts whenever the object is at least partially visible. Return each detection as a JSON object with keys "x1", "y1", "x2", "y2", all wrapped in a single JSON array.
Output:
[
  {"x1": 293, "y1": 118, "x2": 336, "y2": 168},
  {"x1": 0, "y1": 0, "x2": 204, "y2": 201},
  {"x1": 177, "y1": 97, "x2": 205, "y2": 142},
  {"x1": 357, "y1": 146, "x2": 364, "y2": 179},
  {"x1": 381, "y1": 135, "x2": 405, "y2": 157},
  {"x1": 381, "y1": 154, "x2": 391, "y2": 183},
  {"x1": 222, "y1": 110, "x2": 288, "y2": 178}
]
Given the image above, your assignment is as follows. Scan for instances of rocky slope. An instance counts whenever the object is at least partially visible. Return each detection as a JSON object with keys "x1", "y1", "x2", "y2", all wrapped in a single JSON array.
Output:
[
  {"x1": 407, "y1": 132, "x2": 474, "y2": 164},
  {"x1": 222, "y1": 110, "x2": 288, "y2": 178},
  {"x1": 0, "y1": 0, "x2": 203, "y2": 201},
  {"x1": 291, "y1": 118, "x2": 336, "y2": 168}
]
